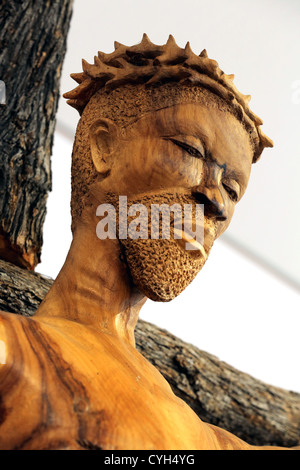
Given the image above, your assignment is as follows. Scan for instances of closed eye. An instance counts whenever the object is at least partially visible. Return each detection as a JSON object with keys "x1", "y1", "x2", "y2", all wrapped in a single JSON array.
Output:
[
  {"x1": 222, "y1": 182, "x2": 239, "y2": 202},
  {"x1": 168, "y1": 138, "x2": 204, "y2": 159}
]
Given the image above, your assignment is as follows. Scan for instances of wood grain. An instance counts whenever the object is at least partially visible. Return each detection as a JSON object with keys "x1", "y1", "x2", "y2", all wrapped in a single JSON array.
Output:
[
  {"x1": 0, "y1": 309, "x2": 251, "y2": 450},
  {"x1": 1, "y1": 259, "x2": 299, "y2": 448},
  {"x1": 0, "y1": 34, "x2": 295, "y2": 450}
]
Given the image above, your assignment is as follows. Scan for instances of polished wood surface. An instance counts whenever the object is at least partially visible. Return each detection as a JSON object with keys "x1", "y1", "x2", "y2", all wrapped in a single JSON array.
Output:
[
  {"x1": 1, "y1": 259, "x2": 298, "y2": 447},
  {"x1": 0, "y1": 37, "x2": 290, "y2": 450},
  {"x1": 0, "y1": 311, "x2": 249, "y2": 450}
]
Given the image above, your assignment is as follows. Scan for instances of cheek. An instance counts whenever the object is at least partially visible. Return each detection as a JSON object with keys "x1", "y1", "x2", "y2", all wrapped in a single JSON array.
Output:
[
  {"x1": 115, "y1": 139, "x2": 203, "y2": 194},
  {"x1": 150, "y1": 141, "x2": 203, "y2": 189}
]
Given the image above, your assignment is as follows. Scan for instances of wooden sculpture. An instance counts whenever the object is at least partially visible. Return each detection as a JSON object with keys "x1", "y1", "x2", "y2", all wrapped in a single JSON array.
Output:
[{"x1": 0, "y1": 35, "x2": 292, "y2": 450}]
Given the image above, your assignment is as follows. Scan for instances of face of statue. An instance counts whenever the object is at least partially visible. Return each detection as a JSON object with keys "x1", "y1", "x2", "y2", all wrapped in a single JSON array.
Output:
[{"x1": 91, "y1": 102, "x2": 253, "y2": 301}]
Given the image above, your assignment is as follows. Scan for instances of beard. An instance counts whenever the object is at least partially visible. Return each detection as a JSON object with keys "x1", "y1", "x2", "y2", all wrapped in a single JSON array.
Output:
[{"x1": 106, "y1": 191, "x2": 216, "y2": 302}]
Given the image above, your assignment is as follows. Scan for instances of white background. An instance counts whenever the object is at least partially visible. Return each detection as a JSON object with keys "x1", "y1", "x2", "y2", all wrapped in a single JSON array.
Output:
[{"x1": 37, "y1": 0, "x2": 300, "y2": 393}]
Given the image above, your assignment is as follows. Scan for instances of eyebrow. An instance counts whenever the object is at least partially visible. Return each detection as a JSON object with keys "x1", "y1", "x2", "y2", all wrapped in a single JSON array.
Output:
[
  {"x1": 162, "y1": 128, "x2": 210, "y2": 144},
  {"x1": 223, "y1": 167, "x2": 249, "y2": 193},
  {"x1": 165, "y1": 133, "x2": 246, "y2": 181},
  {"x1": 224, "y1": 168, "x2": 243, "y2": 181}
]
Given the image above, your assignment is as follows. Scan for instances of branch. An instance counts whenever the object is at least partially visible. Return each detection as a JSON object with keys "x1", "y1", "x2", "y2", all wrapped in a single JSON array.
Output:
[
  {"x1": 0, "y1": 258, "x2": 299, "y2": 447},
  {"x1": 0, "y1": 0, "x2": 73, "y2": 269}
]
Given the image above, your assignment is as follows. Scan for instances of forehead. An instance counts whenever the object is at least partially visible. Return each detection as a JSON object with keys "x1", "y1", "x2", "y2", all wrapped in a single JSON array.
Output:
[{"x1": 125, "y1": 103, "x2": 254, "y2": 187}]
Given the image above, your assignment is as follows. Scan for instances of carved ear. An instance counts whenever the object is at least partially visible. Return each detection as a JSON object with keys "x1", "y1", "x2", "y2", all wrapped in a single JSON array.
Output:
[{"x1": 89, "y1": 118, "x2": 118, "y2": 175}]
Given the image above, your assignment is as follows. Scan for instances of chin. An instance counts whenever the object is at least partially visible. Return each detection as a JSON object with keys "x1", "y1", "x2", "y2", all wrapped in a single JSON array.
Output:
[
  {"x1": 121, "y1": 237, "x2": 211, "y2": 302},
  {"x1": 112, "y1": 190, "x2": 216, "y2": 301}
]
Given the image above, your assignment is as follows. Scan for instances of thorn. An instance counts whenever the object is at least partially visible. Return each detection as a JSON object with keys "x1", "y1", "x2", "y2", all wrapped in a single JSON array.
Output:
[
  {"x1": 184, "y1": 42, "x2": 193, "y2": 55},
  {"x1": 141, "y1": 33, "x2": 151, "y2": 44},
  {"x1": 199, "y1": 49, "x2": 208, "y2": 58},
  {"x1": 70, "y1": 73, "x2": 84, "y2": 84},
  {"x1": 167, "y1": 34, "x2": 177, "y2": 46},
  {"x1": 97, "y1": 51, "x2": 105, "y2": 60},
  {"x1": 227, "y1": 74, "x2": 235, "y2": 81},
  {"x1": 254, "y1": 115, "x2": 263, "y2": 126},
  {"x1": 114, "y1": 41, "x2": 122, "y2": 50},
  {"x1": 82, "y1": 58, "x2": 89, "y2": 71}
]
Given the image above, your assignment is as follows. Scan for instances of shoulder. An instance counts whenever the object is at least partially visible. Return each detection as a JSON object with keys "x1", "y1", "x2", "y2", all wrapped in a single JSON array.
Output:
[
  {"x1": 0, "y1": 311, "x2": 7, "y2": 366},
  {"x1": 0, "y1": 309, "x2": 33, "y2": 338},
  {"x1": 0, "y1": 311, "x2": 39, "y2": 370},
  {"x1": 0, "y1": 310, "x2": 21, "y2": 345},
  {"x1": 0, "y1": 311, "x2": 29, "y2": 387},
  {"x1": 205, "y1": 423, "x2": 252, "y2": 450}
]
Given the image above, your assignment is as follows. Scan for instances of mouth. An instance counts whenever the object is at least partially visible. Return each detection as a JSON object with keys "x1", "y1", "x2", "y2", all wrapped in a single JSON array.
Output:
[
  {"x1": 173, "y1": 227, "x2": 207, "y2": 259},
  {"x1": 173, "y1": 215, "x2": 216, "y2": 259}
]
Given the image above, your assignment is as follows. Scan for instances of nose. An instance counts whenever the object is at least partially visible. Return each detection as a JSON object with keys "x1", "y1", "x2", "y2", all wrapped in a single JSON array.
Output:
[{"x1": 192, "y1": 183, "x2": 227, "y2": 221}]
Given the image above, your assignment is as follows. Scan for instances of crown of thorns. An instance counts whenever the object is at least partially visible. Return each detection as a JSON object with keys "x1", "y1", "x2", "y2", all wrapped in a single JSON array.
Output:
[{"x1": 64, "y1": 34, "x2": 273, "y2": 162}]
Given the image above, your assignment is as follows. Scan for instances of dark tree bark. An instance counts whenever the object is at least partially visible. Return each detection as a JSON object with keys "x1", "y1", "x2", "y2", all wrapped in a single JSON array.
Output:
[
  {"x1": 0, "y1": 0, "x2": 73, "y2": 270},
  {"x1": 0, "y1": 258, "x2": 299, "y2": 448}
]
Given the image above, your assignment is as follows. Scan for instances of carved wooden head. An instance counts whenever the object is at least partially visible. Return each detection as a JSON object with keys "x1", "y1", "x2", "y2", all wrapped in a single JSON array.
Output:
[{"x1": 63, "y1": 35, "x2": 273, "y2": 301}]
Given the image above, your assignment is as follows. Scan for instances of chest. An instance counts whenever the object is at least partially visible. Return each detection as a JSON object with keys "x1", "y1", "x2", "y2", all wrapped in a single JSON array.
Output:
[{"x1": 0, "y1": 317, "x2": 204, "y2": 450}]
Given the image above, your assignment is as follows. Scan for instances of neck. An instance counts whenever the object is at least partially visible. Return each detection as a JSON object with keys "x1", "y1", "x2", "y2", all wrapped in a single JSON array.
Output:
[{"x1": 35, "y1": 209, "x2": 146, "y2": 347}]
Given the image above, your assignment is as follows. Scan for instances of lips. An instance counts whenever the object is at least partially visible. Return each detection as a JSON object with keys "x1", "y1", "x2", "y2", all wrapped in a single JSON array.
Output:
[
  {"x1": 173, "y1": 227, "x2": 207, "y2": 259},
  {"x1": 173, "y1": 216, "x2": 215, "y2": 260}
]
